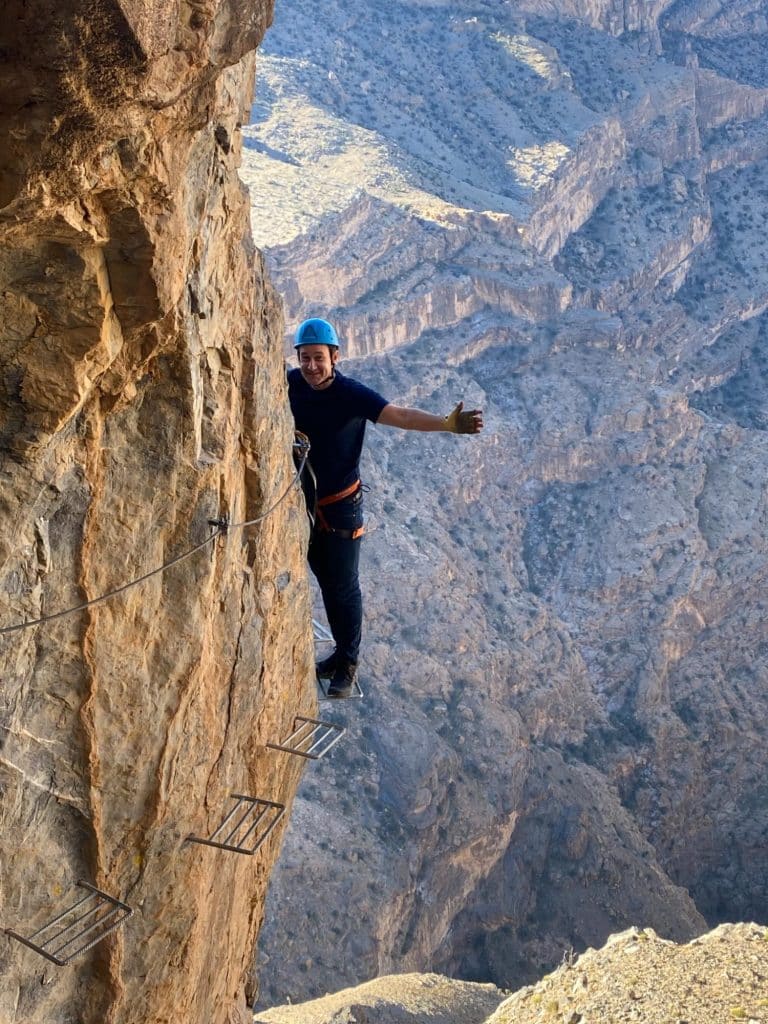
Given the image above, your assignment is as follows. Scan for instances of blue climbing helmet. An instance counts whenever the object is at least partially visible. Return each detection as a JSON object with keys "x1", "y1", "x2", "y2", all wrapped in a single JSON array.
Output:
[{"x1": 294, "y1": 317, "x2": 340, "y2": 349}]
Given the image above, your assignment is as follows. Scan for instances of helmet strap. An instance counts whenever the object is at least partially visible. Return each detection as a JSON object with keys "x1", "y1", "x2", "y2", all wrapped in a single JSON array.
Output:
[{"x1": 310, "y1": 367, "x2": 336, "y2": 390}]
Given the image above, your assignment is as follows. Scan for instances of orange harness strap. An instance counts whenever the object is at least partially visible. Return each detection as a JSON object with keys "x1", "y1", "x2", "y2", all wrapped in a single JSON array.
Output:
[
  {"x1": 317, "y1": 479, "x2": 361, "y2": 507},
  {"x1": 315, "y1": 479, "x2": 364, "y2": 538}
]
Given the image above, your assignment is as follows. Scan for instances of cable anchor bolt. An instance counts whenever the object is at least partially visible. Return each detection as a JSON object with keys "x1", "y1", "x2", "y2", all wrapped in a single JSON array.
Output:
[{"x1": 208, "y1": 515, "x2": 230, "y2": 534}]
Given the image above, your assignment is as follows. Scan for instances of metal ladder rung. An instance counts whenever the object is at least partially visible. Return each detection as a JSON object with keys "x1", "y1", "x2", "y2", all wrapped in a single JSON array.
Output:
[
  {"x1": 187, "y1": 794, "x2": 285, "y2": 855},
  {"x1": 312, "y1": 619, "x2": 334, "y2": 645},
  {"x1": 4, "y1": 881, "x2": 133, "y2": 966},
  {"x1": 266, "y1": 715, "x2": 346, "y2": 759},
  {"x1": 318, "y1": 676, "x2": 364, "y2": 701}
]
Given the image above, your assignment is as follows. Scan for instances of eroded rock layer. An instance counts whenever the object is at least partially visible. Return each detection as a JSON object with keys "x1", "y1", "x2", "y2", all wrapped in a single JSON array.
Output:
[
  {"x1": 0, "y1": 4, "x2": 312, "y2": 1024},
  {"x1": 244, "y1": 0, "x2": 768, "y2": 1008}
]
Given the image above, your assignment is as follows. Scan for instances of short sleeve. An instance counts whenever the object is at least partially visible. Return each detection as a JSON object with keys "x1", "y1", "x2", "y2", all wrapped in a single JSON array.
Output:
[{"x1": 347, "y1": 379, "x2": 389, "y2": 423}]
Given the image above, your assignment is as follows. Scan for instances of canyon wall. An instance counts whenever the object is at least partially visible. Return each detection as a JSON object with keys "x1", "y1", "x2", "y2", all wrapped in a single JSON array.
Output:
[
  {"x1": 243, "y1": 0, "x2": 768, "y2": 1008},
  {"x1": 0, "y1": 3, "x2": 312, "y2": 1023}
]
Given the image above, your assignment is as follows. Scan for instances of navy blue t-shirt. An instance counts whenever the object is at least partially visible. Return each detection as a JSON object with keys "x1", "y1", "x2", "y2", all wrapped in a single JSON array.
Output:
[{"x1": 288, "y1": 368, "x2": 389, "y2": 499}]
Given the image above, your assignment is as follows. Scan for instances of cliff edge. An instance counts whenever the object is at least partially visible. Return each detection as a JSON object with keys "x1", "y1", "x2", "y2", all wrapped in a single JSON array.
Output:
[
  {"x1": 257, "y1": 924, "x2": 768, "y2": 1024},
  {"x1": 0, "y1": 3, "x2": 311, "y2": 1023}
]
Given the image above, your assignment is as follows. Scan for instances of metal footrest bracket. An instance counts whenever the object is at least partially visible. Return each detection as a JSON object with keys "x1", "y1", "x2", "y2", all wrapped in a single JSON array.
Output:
[
  {"x1": 266, "y1": 716, "x2": 345, "y2": 760},
  {"x1": 4, "y1": 881, "x2": 133, "y2": 966},
  {"x1": 187, "y1": 794, "x2": 285, "y2": 855},
  {"x1": 317, "y1": 676, "x2": 364, "y2": 701},
  {"x1": 312, "y1": 619, "x2": 334, "y2": 645}
]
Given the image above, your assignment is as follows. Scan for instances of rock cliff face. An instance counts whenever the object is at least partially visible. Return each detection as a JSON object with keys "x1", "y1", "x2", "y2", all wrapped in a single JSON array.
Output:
[
  {"x1": 243, "y1": 0, "x2": 768, "y2": 1009},
  {"x1": 0, "y1": 4, "x2": 312, "y2": 1024}
]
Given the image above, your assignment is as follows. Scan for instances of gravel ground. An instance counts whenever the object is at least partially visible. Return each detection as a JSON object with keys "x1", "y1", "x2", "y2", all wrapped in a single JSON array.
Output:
[
  {"x1": 489, "y1": 924, "x2": 768, "y2": 1024},
  {"x1": 255, "y1": 924, "x2": 768, "y2": 1024},
  {"x1": 253, "y1": 972, "x2": 505, "y2": 1023}
]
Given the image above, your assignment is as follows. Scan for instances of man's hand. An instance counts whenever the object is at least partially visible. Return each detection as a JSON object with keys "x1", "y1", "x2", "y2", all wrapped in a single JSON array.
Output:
[
  {"x1": 445, "y1": 401, "x2": 483, "y2": 434},
  {"x1": 378, "y1": 402, "x2": 484, "y2": 433}
]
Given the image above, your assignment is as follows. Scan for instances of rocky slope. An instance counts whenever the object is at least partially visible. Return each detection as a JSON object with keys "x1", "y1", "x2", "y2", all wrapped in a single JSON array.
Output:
[
  {"x1": 257, "y1": 924, "x2": 768, "y2": 1024},
  {"x1": 257, "y1": 973, "x2": 505, "y2": 1024},
  {"x1": 243, "y1": 0, "x2": 768, "y2": 1009},
  {"x1": 488, "y1": 923, "x2": 768, "y2": 1024},
  {"x1": 0, "y1": 3, "x2": 313, "y2": 1024}
]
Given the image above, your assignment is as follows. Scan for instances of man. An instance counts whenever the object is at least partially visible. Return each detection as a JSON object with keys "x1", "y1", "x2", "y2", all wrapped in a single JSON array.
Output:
[{"x1": 288, "y1": 317, "x2": 483, "y2": 698}]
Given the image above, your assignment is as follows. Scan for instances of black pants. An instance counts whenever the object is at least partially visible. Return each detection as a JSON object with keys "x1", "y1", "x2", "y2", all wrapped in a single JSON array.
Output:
[{"x1": 308, "y1": 490, "x2": 364, "y2": 665}]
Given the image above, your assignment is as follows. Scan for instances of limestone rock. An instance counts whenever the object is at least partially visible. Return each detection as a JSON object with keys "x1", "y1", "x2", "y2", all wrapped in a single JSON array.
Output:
[{"x1": 0, "y1": 3, "x2": 313, "y2": 1024}]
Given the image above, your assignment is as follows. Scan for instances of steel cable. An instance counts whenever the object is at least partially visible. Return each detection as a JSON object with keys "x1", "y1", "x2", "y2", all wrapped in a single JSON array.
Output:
[{"x1": 0, "y1": 439, "x2": 310, "y2": 638}]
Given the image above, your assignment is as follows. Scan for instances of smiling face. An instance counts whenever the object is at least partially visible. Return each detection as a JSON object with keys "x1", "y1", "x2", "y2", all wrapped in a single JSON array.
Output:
[{"x1": 297, "y1": 343, "x2": 338, "y2": 389}]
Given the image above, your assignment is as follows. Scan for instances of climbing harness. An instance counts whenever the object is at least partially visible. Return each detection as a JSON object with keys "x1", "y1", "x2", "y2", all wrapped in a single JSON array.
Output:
[
  {"x1": 0, "y1": 435, "x2": 311, "y2": 638},
  {"x1": 294, "y1": 433, "x2": 367, "y2": 543},
  {"x1": 315, "y1": 478, "x2": 365, "y2": 540}
]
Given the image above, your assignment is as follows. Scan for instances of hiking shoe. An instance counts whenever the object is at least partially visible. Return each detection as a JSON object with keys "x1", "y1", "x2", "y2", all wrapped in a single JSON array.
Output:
[
  {"x1": 316, "y1": 651, "x2": 338, "y2": 679},
  {"x1": 327, "y1": 660, "x2": 357, "y2": 698}
]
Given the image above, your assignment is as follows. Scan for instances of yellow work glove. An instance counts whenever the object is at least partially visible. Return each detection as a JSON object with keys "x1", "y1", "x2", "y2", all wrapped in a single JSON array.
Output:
[{"x1": 444, "y1": 401, "x2": 483, "y2": 434}]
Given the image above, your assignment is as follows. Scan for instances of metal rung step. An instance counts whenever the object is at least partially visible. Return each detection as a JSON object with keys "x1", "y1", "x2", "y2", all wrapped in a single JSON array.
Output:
[
  {"x1": 187, "y1": 794, "x2": 285, "y2": 855},
  {"x1": 266, "y1": 715, "x2": 345, "y2": 759},
  {"x1": 312, "y1": 619, "x2": 334, "y2": 645},
  {"x1": 317, "y1": 676, "x2": 364, "y2": 701},
  {"x1": 4, "y1": 881, "x2": 133, "y2": 966}
]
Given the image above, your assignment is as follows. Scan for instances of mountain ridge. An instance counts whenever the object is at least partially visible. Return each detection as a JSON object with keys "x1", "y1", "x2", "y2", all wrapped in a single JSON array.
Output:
[{"x1": 243, "y1": 0, "x2": 768, "y2": 1008}]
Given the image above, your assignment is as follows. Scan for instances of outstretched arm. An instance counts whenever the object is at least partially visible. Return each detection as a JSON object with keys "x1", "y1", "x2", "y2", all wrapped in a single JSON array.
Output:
[{"x1": 377, "y1": 401, "x2": 483, "y2": 434}]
